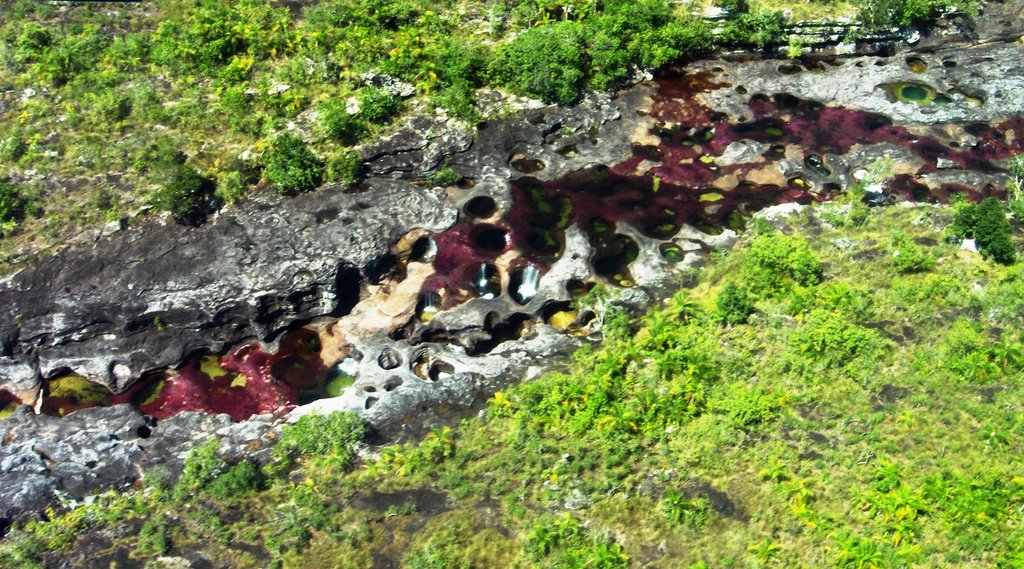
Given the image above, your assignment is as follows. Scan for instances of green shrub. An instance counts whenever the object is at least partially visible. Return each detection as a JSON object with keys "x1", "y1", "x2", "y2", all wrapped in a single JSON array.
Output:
[
  {"x1": 326, "y1": 151, "x2": 364, "y2": 186},
  {"x1": 215, "y1": 170, "x2": 248, "y2": 204},
  {"x1": 527, "y1": 513, "x2": 628, "y2": 567},
  {"x1": 741, "y1": 232, "x2": 822, "y2": 296},
  {"x1": 711, "y1": 383, "x2": 787, "y2": 428},
  {"x1": 220, "y1": 86, "x2": 263, "y2": 135},
  {"x1": 264, "y1": 133, "x2": 324, "y2": 195},
  {"x1": 15, "y1": 22, "x2": 52, "y2": 61},
  {"x1": 790, "y1": 308, "x2": 881, "y2": 364},
  {"x1": 715, "y1": 0, "x2": 750, "y2": 15},
  {"x1": 0, "y1": 136, "x2": 27, "y2": 163},
  {"x1": 951, "y1": 197, "x2": 1016, "y2": 265},
  {"x1": 426, "y1": 40, "x2": 488, "y2": 121},
  {"x1": 272, "y1": 412, "x2": 365, "y2": 470},
  {"x1": 318, "y1": 100, "x2": 365, "y2": 144},
  {"x1": 173, "y1": 439, "x2": 228, "y2": 501},
  {"x1": 716, "y1": 283, "x2": 755, "y2": 325},
  {"x1": 585, "y1": 5, "x2": 711, "y2": 90},
  {"x1": 490, "y1": 22, "x2": 589, "y2": 105},
  {"x1": 149, "y1": 163, "x2": 217, "y2": 226},
  {"x1": 356, "y1": 87, "x2": 402, "y2": 124},
  {"x1": 89, "y1": 90, "x2": 133, "y2": 123},
  {"x1": 150, "y1": 0, "x2": 293, "y2": 74},
  {"x1": 204, "y1": 460, "x2": 266, "y2": 499},
  {"x1": 720, "y1": 10, "x2": 786, "y2": 49},
  {"x1": 856, "y1": 0, "x2": 973, "y2": 29},
  {"x1": 135, "y1": 515, "x2": 170, "y2": 556},
  {"x1": 0, "y1": 181, "x2": 27, "y2": 224},
  {"x1": 427, "y1": 167, "x2": 462, "y2": 187},
  {"x1": 662, "y1": 491, "x2": 711, "y2": 528},
  {"x1": 889, "y1": 232, "x2": 935, "y2": 273}
]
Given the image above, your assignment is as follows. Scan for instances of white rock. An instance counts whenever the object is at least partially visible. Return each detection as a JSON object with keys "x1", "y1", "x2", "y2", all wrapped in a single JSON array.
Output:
[{"x1": 268, "y1": 84, "x2": 291, "y2": 96}]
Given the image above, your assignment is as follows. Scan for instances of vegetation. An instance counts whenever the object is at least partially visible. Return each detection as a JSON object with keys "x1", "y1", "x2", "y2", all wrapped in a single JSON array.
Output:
[
  {"x1": 0, "y1": 0, "x2": 976, "y2": 268},
  {"x1": 149, "y1": 163, "x2": 216, "y2": 226},
  {"x1": 0, "y1": 181, "x2": 28, "y2": 234},
  {"x1": 950, "y1": 196, "x2": 1017, "y2": 264},
  {"x1": 264, "y1": 134, "x2": 325, "y2": 196},
  {"x1": 4, "y1": 202, "x2": 1024, "y2": 567}
]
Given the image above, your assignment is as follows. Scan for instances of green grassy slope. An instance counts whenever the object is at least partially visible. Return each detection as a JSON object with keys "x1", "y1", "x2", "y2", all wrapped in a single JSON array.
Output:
[{"x1": 4, "y1": 200, "x2": 1023, "y2": 568}]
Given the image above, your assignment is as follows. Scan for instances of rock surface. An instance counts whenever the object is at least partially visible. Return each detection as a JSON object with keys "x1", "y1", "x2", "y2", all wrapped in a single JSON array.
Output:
[
  {"x1": 0, "y1": 404, "x2": 282, "y2": 532},
  {"x1": 0, "y1": 180, "x2": 456, "y2": 394}
]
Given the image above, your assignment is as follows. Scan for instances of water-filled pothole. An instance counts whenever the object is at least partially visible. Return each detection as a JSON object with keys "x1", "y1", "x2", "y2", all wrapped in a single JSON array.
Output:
[
  {"x1": 464, "y1": 196, "x2": 498, "y2": 218},
  {"x1": 469, "y1": 312, "x2": 534, "y2": 355},
  {"x1": 474, "y1": 226, "x2": 509, "y2": 252},
  {"x1": 508, "y1": 265, "x2": 541, "y2": 305},
  {"x1": 906, "y1": 56, "x2": 928, "y2": 73},
  {"x1": 511, "y1": 157, "x2": 546, "y2": 173},
  {"x1": 472, "y1": 263, "x2": 502, "y2": 299}
]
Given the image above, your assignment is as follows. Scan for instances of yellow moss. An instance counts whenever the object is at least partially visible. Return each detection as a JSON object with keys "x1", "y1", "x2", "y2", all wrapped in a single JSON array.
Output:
[
  {"x1": 548, "y1": 310, "x2": 578, "y2": 330},
  {"x1": 47, "y1": 375, "x2": 112, "y2": 407}
]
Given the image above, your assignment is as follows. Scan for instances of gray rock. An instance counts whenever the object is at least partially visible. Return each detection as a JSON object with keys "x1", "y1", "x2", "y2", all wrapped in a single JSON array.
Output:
[{"x1": 0, "y1": 181, "x2": 458, "y2": 392}]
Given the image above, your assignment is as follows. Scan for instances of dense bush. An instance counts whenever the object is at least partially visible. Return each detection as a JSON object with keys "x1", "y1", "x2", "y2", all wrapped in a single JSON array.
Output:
[
  {"x1": 263, "y1": 133, "x2": 324, "y2": 195},
  {"x1": 890, "y1": 232, "x2": 935, "y2": 273},
  {"x1": 204, "y1": 460, "x2": 266, "y2": 499},
  {"x1": 0, "y1": 181, "x2": 27, "y2": 225},
  {"x1": 325, "y1": 151, "x2": 364, "y2": 187},
  {"x1": 149, "y1": 163, "x2": 217, "y2": 226},
  {"x1": 856, "y1": 0, "x2": 975, "y2": 29},
  {"x1": 356, "y1": 87, "x2": 402, "y2": 124},
  {"x1": 173, "y1": 439, "x2": 228, "y2": 501},
  {"x1": 790, "y1": 308, "x2": 881, "y2": 364},
  {"x1": 716, "y1": 283, "x2": 755, "y2": 325},
  {"x1": 586, "y1": 2, "x2": 712, "y2": 89},
  {"x1": 720, "y1": 10, "x2": 786, "y2": 49},
  {"x1": 490, "y1": 22, "x2": 589, "y2": 105},
  {"x1": 741, "y1": 232, "x2": 823, "y2": 296},
  {"x1": 951, "y1": 197, "x2": 1016, "y2": 265},
  {"x1": 273, "y1": 411, "x2": 366, "y2": 469},
  {"x1": 150, "y1": 0, "x2": 293, "y2": 75},
  {"x1": 318, "y1": 100, "x2": 365, "y2": 144}
]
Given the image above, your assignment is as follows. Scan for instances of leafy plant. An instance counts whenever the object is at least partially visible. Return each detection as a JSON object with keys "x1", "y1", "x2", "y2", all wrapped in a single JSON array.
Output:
[
  {"x1": 263, "y1": 133, "x2": 324, "y2": 195},
  {"x1": 318, "y1": 100, "x2": 365, "y2": 144},
  {"x1": 427, "y1": 167, "x2": 462, "y2": 187},
  {"x1": 272, "y1": 411, "x2": 365, "y2": 470},
  {"x1": 662, "y1": 491, "x2": 711, "y2": 528},
  {"x1": 0, "y1": 181, "x2": 28, "y2": 228},
  {"x1": 149, "y1": 163, "x2": 217, "y2": 226},
  {"x1": 135, "y1": 514, "x2": 170, "y2": 556},
  {"x1": 951, "y1": 197, "x2": 1016, "y2": 264},
  {"x1": 204, "y1": 460, "x2": 266, "y2": 499},
  {"x1": 326, "y1": 151, "x2": 364, "y2": 187},
  {"x1": 716, "y1": 283, "x2": 755, "y2": 325},
  {"x1": 490, "y1": 22, "x2": 589, "y2": 105},
  {"x1": 742, "y1": 232, "x2": 823, "y2": 296},
  {"x1": 356, "y1": 87, "x2": 402, "y2": 124},
  {"x1": 173, "y1": 438, "x2": 228, "y2": 502},
  {"x1": 889, "y1": 231, "x2": 935, "y2": 273}
]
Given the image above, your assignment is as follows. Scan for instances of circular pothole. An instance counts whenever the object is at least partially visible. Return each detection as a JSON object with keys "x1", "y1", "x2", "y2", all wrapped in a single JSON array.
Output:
[{"x1": 464, "y1": 195, "x2": 498, "y2": 218}]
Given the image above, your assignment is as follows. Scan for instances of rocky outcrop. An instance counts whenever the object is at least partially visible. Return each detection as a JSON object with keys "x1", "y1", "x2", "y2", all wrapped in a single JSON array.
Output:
[
  {"x1": 0, "y1": 404, "x2": 282, "y2": 532},
  {"x1": 2, "y1": 24, "x2": 1024, "y2": 525},
  {"x1": 0, "y1": 180, "x2": 457, "y2": 396}
]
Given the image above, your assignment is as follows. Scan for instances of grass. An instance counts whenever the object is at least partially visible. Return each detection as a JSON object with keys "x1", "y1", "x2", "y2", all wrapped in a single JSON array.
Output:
[{"x1": 3, "y1": 200, "x2": 1023, "y2": 567}]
